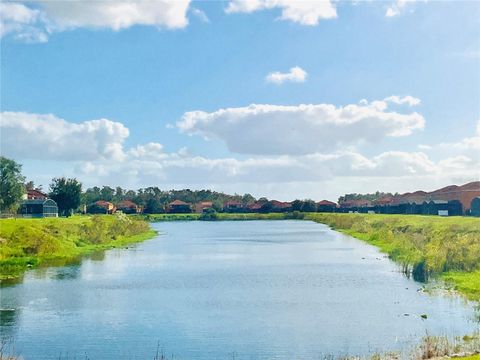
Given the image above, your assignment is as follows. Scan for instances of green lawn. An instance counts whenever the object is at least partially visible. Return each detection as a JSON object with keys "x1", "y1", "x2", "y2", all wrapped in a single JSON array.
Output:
[{"x1": 0, "y1": 214, "x2": 155, "y2": 279}]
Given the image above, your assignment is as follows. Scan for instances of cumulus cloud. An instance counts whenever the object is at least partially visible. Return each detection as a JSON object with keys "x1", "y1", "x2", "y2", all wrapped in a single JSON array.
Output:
[
  {"x1": 176, "y1": 98, "x2": 425, "y2": 155},
  {"x1": 0, "y1": 111, "x2": 129, "y2": 161},
  {"x1": 266, "y1": 66, "x2": 307, "y2": 84},
  {"x1": 74, "y1": 149, "x2": 441, "y2": 189},
  {"x1": 225, "y1": 0, "x2": 337, "y2": 25},
  {"x1": 5, "y1": 110, "x2": 477, "y2": 197},
  {"x1": 384, "y1": 95, "x2": 421, "y2": 106},
  {"x1": 1, "y1": 0, "x2": 191, "y2": 42}
]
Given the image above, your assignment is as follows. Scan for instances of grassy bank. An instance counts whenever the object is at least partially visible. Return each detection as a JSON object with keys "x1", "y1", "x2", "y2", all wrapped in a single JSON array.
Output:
[
  {"x1": 0, "y1": 214, "x2": 155, "y2": 280},
  {"x1": 303, "y1": 213, "x2": 480, "y2": 301}
]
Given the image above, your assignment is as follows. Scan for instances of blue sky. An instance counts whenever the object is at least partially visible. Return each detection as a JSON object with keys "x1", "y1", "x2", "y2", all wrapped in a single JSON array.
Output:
[{"x1": 1, "y1": 0, "x2": 479, "y2": 201}]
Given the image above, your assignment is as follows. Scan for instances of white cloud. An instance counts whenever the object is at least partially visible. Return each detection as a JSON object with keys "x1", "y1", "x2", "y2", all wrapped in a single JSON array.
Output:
[
  {"x1": 190, "y1": 7, "x2": 209, "y2": 23},
  {"x1": 176, "y1": 98, "x2": 425, "y2": 155},
  {"x1": 40, "y1": 0, "x2": 190, "y2": 30},
  {"x1": 418, "y1": 144, "x2": 432, "y2": 150},
  {"x1": 384, "y1": 95, "x2": 421, "y2": 106},
  {"x1": 1, "y1": 0, "x2": 191, "y2": 42},
  {"x1": 0, "y1": 2, "x2": 50, "y2": 42},
  {"x1": 436, "y1": 120, "x2": 480, "y2": 151},
  {"x1": 5, "y1": 110, "x2": 477, "y2": 200},
  {"x1": 386, "y1": 0, "x2": 418, "y2": 17},
  {"x1": 266, "y1": 66, "x2": 307, "y2": 84},
  {"x1": 74, "y1": 149, "x2": 441, "y2": 189},
  {"x1": 225, "y1": 0, "x2": 337, "y2": 25},
  {"x1": 0, "y1": 112, "x2": 129, "y2": 161}
]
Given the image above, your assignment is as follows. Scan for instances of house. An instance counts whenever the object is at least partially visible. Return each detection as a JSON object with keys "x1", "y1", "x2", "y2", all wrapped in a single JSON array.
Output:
[
  {"x1": 195, "y1": 201, "x2": 213, "y2": 213},
  {"x1": 247, "y1": 202, "x2": 263, "y2": 213},
  {"x1": 19, "y1": 199, "x2": 58, "y2": 218},
  {"x1": 22, "y1": 188, "x2": 48, "y2": 200},
  {"x1": 88, "y1": 200, "x2": 116, "y2": 214},
  {"x1": 223, "y1": 200, "x2": 245, "y2": 213},
  {"x1": 117, "y1": 200, "x2": 141, "y2": 214},
  {"x1": 167, "y1": 200, "x2": 192, "y2": 213},
  {"x1": 338, "y1": 199, "x2": 371, "y2": 212},
  {"x1": 269, "y1": 200, "x2": 292, "y2": 212},
  {"x1": 422, "y1": 200, "x2": 449, "y2": 216},
  {"x1": 372, "y1": 196, "x2": 394, "y2": 206},
  {"x1": 317, "y1": 200, "x2": 337, "y2": 213},
  {"x1": 470, "y1": 197, "x2": 480, "y2": 217}
]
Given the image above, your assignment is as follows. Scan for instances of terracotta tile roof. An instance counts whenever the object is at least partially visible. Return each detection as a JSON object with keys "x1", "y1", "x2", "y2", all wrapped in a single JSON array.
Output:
[
  {"x1": 95, "y1": 200, "x2": 114, "y2": 208},
  {"x1": 317, "y1": 200, "x2": 337, "y2": 206},
  {"x1": 270, "y1": 200, "x2": 291, "y2": 208},
  {"x1": 27, "y1": 189, "x2": 47, "y2": 199},
  {"x1": 224, "y1": 200, "x2": 243, "y2": 207},
  {"x1": 117, "y1": 200, "x2": 138, "y2": 208},
  {"x1": 169, "y1": 199, "x2": 189, "y2": 206}
]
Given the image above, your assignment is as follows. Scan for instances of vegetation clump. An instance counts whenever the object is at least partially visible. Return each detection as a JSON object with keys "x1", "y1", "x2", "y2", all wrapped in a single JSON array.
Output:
[{"x1": 0, "y1": 214, "x2": 154, "y2": 279}]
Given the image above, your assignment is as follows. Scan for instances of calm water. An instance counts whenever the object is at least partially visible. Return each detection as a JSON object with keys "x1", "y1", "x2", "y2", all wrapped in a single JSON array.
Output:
[{"x1": 0, "y1": 220, "x2": 478, "y2": 359}]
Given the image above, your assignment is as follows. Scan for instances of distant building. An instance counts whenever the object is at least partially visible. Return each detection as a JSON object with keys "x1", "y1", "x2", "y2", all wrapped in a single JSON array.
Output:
[
  {"x1": 22, "y1": 189, "x2": 48, "y2": 200},
  {"x1": 117, "y1": 200, "x2": 141, "y2": 214},
  {"x1": 247, "y1": 202, "x2": 263, "y2": 213},
  {"x1": 223, "y1": 200, "x2": 245, "y2": 213},
  {"x1": 317, "y1": 200, "x2": 337, "y2": 212},
  {"x1": 339, "y1": 199, "x2": 371, "y2": 210},
  {"x1": 195, "y1": 201, "x2": 213, "y2": 213},
  {"x1": 88, "y1": 200, "x2": 116, "y2": 214},
  {"x1": 167, "y1": 200, "x2": 192, "y2": 213},
  {"x1": 469, "y1": 197, "x2": 480, "y2": 217},
  {"x1": 269, "y1": 200, "x2": 292, "y2": 212},
  {"x1": 19, "y1": 199, "x2": 58, "y2": 218}
]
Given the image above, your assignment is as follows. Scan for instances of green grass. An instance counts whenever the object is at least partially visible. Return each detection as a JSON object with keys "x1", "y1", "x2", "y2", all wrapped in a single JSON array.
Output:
[
  {"x1": 136, "y1": 212, "x2": 292, "y2": 221},
  {"x1": 137, "y1": 213, "x2": 201, "y2": 221},
  {"x1": 443, "y1": 270, "x2": 480, "y2": 302},
  {"x1": 304, "y1": 213, "x2": 480, "y2": 301},
  {"x1": 0, "y1": 214, "x2": 155, "y2": 280}
]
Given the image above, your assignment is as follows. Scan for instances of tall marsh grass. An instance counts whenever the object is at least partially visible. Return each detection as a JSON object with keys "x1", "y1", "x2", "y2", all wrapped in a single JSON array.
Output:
[
  {"x1": 305, "y1": 213, "x2": 480, "y2": 300},
  {"x1": 0, "y1": 214, "x2": 153, "y2": 279}
]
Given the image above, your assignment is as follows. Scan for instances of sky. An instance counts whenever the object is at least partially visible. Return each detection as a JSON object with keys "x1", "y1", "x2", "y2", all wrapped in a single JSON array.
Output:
[{"x1": 1, "y1": 0, "x2": 479, "y2": 201}]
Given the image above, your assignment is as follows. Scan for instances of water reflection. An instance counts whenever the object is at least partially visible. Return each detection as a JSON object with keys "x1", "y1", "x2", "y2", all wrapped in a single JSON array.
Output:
[{"x1": 0, "y1": 221, "x2": 478, "y2": 360}]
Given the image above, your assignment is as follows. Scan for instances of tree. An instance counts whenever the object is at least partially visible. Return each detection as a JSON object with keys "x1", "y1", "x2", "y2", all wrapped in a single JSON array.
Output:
[
  {"x1": 291, "y1": 200, "x2": 303, "y2": 211},
  {"x1": 49, "y1": 177, "x2": 82, "y2": 216},
  {"x1": 25, "y1": 181, "x2": 35, "y2": 190},
  {"x1": 144, "y1": 198, "x2": 164, "y2": 214},
  {"x1": 100, "y1": 186, "x2": 115, "y2": 201},
  {"x1": 301, "y1": 199, "x2": 317, "y2": 212},
  {"x1": 0, "y1": 157, "x2": 26, "y2": 213}
]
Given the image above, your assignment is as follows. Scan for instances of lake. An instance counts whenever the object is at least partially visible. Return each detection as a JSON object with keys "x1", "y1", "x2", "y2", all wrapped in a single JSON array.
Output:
[{"x1": 0, "y1": 220, "x2": 478, "y2": 359}]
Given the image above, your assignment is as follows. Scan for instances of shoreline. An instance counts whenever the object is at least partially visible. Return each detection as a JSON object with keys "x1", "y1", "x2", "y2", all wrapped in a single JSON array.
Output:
[
  {"x1": 139, "y1": 212, "x2": 480, "y2": 302},
  {"x1": 0, "y1": 215, "x2": 156, "y2": 281},
  {"x1": 0, "y1": 213, "x2": 478, "y2": 359},
  {"x1": 1, "y1": 212, "x2": 478, "y2": 301}
]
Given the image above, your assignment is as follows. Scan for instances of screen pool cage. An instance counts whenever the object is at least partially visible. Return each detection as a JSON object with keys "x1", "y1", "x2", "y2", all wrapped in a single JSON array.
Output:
[{"x1": 19, "y1": 199, "x2": 58, "y2": 218}]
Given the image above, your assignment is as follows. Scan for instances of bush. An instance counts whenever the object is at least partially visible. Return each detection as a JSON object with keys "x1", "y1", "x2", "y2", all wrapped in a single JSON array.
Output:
[{"x1": 199, "y1": 208, "x2": 218, "y2": 221}]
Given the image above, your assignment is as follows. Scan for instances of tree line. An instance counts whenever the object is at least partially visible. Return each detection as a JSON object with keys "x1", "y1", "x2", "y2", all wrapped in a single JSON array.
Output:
[{"x1": 0, "y1": 156, "x2": 326, "y2": 216}]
